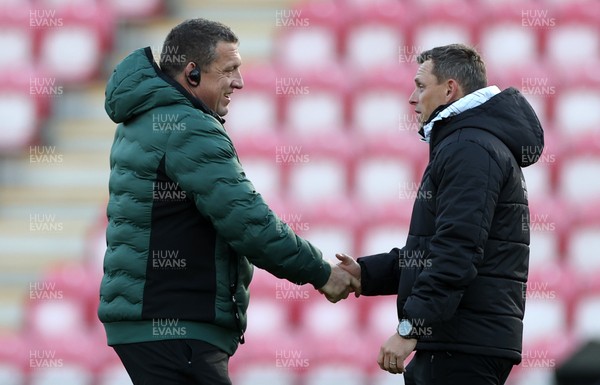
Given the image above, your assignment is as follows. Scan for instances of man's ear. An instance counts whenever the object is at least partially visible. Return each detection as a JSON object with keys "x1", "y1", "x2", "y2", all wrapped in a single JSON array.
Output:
[
  {"x1": 185, "y1": 62, "x2": 201, "y2": 87},
  {"x1": 445, "y1": 79, "x2": 463, "y2": 102}
]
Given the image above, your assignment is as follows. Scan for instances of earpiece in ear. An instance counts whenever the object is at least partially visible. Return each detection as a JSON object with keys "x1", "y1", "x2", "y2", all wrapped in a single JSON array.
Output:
[{"x1": 188, "y1": 68, "x2": 201, "y2": 85}]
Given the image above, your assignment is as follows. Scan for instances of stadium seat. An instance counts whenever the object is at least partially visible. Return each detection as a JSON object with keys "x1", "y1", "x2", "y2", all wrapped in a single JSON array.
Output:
[
  {"x1": 293, "y1": 198, "x2": 358, "y2": 260},
  {"x1": 232, "y1": 364, "x2": 298, "y2": 385},
  {"x1": 477, "y1": 2, "x2": 541, "y2": 72},
  {"x1": 226, "y1": 66, "x2": 280, "y2": 137},
  {"x1": 350, "y1": 65, "x2": 415, "y2": 135},
  {"x1": 370, "y1": 371, "x2": 406, "y2": 385},
  {"x1": 105, "y1": 0, "x2": 164, "y2": 19},
  {"x1": 544, "y1": 1, "x2": 600, "y2": 69},
  {"x1": 566, "y1": 200, "x2": 600, "y2": 278},
  {"x1": 281, "y1": 69, "x2": 350, "y2": 137},
  {"x1": 352, "y1": 131, "x2": 426, "y2": 208},
  {"x1": 96, "y1": 362, "x2": 132, "y2": 385},
  {"x1": 273, "y1": 0, "x2": 345, "y2": 71},
  {"x1": 0, "y1": 334, "x2": 27, "y2": 385},
  {"x1": 0, "y1": 5, "x2": 35, "y2": 71},
  {"x1": 553, "y1": 67, "x2": 600, "y2": 137},
  {"x1": 410, "y1": 0, "x2": 476, "y2": 51},
  {"x1": 557, "y1": 135, "x2": 600, "y2": 203},
  {"x1": 526, "y1": 196, "x2": 569, "y2": 268},
  {"x1": 0, "y1": 69, "x2": 49, "y2": 152},
  {"x1": 302, "y1": 363, "x2": 368, "y2": 385},
  {"x1": 523, "y1": 262, "x2": 573, "y2": 343},
  {"x1": 232, "y1": 132, "x2": 284, "y2": 204},
  {"x1": 343, "y1": 0, "x2": 409, "y2": 72},
  {"x1": 572, "y1": 294, "x2": 600, "y2": 341},
  {"x1": 285, "y1": 134, "x2": 354, "y2": 205},
  {"x1": 355, "y1": 201, "x2": 412, "y2": 256},
  {"x1": 36, "y1": 3, "x2": 114, "y2": 83}
]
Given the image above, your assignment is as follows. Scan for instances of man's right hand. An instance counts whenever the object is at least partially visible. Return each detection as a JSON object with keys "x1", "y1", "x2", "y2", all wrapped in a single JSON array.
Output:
[
  {"x1": 319, "y1": 261, "x2": 360, "y2": 303},
  {"x1": 336, "y1": 253, "x2": 361, "y2": 297}
]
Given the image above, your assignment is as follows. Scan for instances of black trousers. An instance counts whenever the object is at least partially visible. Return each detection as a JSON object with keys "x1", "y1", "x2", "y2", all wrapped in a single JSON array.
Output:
[
  {"x1": 113, "y1": 339, "x2": 231, "y2": 385},
  {"x1": 404, "y1": 350, "x2": 514, "y2": 385}
]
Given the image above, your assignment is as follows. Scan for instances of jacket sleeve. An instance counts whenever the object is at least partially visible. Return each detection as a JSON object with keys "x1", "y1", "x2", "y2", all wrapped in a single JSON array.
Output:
[
  {"x1": 357, "y1": 248, "x2": 401, "y2": 295},
  {"x1": 164, "y1": 115, "x2": 331, "y2": 289},
  {"x1": 403, "y1": 141, "x2": 504, "y2": 324}
]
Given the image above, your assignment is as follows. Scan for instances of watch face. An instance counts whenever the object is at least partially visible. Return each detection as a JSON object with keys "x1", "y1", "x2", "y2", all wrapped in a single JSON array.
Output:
[{"x1": 398, "y1": 319, "x2": 412, "y2": 336}]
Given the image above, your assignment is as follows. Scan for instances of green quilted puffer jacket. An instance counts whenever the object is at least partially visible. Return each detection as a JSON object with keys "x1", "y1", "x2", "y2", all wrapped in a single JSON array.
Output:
[{"x1": 98, "y1": 47, "x2": 331, "y2": 355}]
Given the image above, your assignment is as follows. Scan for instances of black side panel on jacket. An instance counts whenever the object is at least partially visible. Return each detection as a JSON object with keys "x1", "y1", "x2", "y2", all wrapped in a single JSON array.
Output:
[{"x1": 143, "y1": 155, "x2": 217, "y2": 321}]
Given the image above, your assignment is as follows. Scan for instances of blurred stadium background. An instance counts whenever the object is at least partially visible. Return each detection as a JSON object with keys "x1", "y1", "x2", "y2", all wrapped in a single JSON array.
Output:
[{"x1": 1, "y1": 0, "x2": 600, "y2": 384}]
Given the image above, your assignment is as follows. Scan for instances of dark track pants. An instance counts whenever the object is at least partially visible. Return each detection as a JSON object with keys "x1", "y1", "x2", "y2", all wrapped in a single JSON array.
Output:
[
  {"x1": 404, "y1": 350, "x2": 514, "y2": 385},
  {"x1": 113, "y1": 339, "x2": 231, "y2": 385}
]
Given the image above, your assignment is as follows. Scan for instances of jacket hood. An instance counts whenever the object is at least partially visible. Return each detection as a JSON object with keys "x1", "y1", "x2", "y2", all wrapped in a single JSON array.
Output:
[
  {"x1": 104, "y1": 47, "x2": 224, "y2": 124},
  {"x1": 433, "y1": 87, "x2": 544, "y2": 167}
]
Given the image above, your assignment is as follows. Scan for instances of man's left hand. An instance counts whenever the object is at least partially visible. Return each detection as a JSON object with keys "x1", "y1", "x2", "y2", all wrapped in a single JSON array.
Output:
[{"x1": 377, "y1": 333, "x2": 417, "y2": 374}]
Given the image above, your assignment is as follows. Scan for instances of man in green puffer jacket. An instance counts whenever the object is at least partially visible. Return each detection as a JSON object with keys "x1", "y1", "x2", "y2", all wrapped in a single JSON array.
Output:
[{"x1": 99, "y1": 18, "x2": 359, "y2": 385}]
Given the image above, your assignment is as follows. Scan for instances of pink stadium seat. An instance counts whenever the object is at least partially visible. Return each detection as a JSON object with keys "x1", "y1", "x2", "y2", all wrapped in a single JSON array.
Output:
[
  {"x1": 477, "y1": 1, "x2": 542, "y2": 72},
  {"x1": 284, "y1": 134, "x2": 354, "y2": 205},
  {"x1": 36, "y1": 3, "x2": 114, "y2": 83},
  {"x1": 281, "y1": 69, "x2": 350, "y2": 137},
  {"x1": 301, "y1": 363, "x2": 368, "y2": 385},
  {"x1": 544, "y1": 1, "x2": 600, "y2": 69},
  {"x1": 557, "y1": 135, "x2": 600, "y2": 203},
  {"x1": 343, "y1": 0, "x2": 409, "y2": 72},
  {"x1": 410, "y1": 0, "x2": 477, "y2": 51},
  {"x1": 105, "y1": 0, "x2": 164, "y2": 19},
  {"x1": 553, "y1": 65, "x2": 600, "y2": 137},
  {"x1": 226, "y1": 66, "x2": 280, "y2": 137},
  {"x1": 566, "y1": 199, "x2": 600, "y2": 279},
  {"x1": 352, "y1": 129, "x2": 427, "y2": 209},
  {"x1": 0, "y1": 4, "x2": 35, "y2": 71},
  {"x1": 231, "y1": 132, "x2": 284, "y2": 204},
  {"x1": 350, "y1": 65, "x2": 415, "y2": 135},
  {"x1": 355, "y1": 201, "x2": 412, "y2": 257},
  {"x1": 292, "y1": 198, "x2": 358, "y2": 259},
  {"x1": 572, "y1": 293, "x2": 600, "y2": 341},
  {"x1": 0, "y1": 69, "x2": 49, "y2": 152},
  {"x1": 0, "y1": 334, "x2": 27, "y2": 385},
  {"x1": 274, "y1": 0, "x2": 346, "y2": 71}
]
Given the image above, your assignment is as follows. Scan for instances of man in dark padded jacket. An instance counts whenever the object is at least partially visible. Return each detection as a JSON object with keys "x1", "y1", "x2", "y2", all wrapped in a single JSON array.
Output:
[
  {"x1": 338, "y1": 44, "x2": 544, "y2": 385},
  {"x1": 99, "y1": 18, "x2": 358, "y2": 385}
]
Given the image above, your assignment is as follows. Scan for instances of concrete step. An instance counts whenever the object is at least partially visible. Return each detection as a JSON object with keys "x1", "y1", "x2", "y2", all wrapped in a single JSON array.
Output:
[{"x1": 1, "y1": 149, "x2": 110, "y2": 188}]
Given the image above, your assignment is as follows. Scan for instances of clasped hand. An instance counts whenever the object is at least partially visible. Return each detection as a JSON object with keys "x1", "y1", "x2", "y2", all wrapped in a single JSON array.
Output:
[{"x1": 318, "y1": 253, "x2": 362, "y2": 303}]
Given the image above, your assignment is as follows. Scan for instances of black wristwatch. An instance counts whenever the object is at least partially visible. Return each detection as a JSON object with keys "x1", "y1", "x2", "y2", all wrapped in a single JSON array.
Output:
[{"x1": 397, "y1": 319, "x2": 413, "y2": 339}]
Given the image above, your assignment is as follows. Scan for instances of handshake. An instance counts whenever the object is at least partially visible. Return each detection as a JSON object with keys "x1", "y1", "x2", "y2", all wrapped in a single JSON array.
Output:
[{"x1": 318, "y1": 253, "x2": 361, "y2": 303}]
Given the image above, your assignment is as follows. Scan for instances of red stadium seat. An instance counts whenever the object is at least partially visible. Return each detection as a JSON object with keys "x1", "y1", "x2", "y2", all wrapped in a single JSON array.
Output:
[
  {"x1": 544, "y1": 1, "x2": 600, "y2": 70},
  {"x1": 36, "y1": 3, "x2": 114, "y2": 83},
  {"x1": 355, "y1": 201, "x2": 412, "y2": 257},
  {"x1": 0, "y1": 4, "x2": 35, "y2": 71},
  {"x1": 553, "y1": 65, "x2": 600, "y2": 137},
  {"x1": 281, "y1": 69, "x2": 350, "y2": 137},
  {"x1": 0, "y1": 334, "x2": 27, "y2": 385},
  {"x1": 0, "y1": 69, "x2": 50, "y2": 153},
  {"x1": 565, "y1": 198, "x2": 600, "y2": 279},
  {"x1": 226, "y1": 66, "x2": 280, "y2": 137},
  {"x1": 557, "y1": 135, "x2": 600, "y2": 204},
  {"x1": 410, "y1": 0, "x2": 477, "y2": 52},
  {"x1": 284, "y1": 134, "x2": 354, "y2": 205},
  {"x1": 343, "y1": 0, "x2": 409, "y2": 72},
  {"x1": 273, "y1": 0, "x2": 346, "y2": 71},
  {"x1": 231, "y1": 132, "x2": 284, "y2": 204},
  {"x1": 477, "y1": 1, "x2": 542, "y2": 72},
  {"x1": 290, "y1": 198, "x2": 358, "y2": 259},
  {"x1": 349, "y1": 65, "x2": 415, "y2": 135},
  {"x1": 105, "y1": 0, "x2": 164, "y2": 19}
]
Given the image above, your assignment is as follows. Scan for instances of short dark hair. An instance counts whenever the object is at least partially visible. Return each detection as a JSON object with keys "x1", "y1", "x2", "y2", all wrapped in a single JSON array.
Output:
[
  {"x1": 159, "y1": 18, "x2": 238, "y2": 77},
  {"x1": 417, "y1": 44, "x2": 487, "y2": 95}
]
